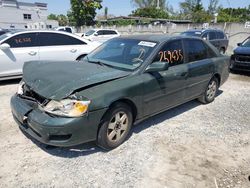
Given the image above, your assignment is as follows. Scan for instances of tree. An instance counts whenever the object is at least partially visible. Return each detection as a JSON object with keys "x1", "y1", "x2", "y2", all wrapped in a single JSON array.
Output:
[
  {"x1": 131, "y1": 7, "x2": 169, "y2": 18},
  {"x1": 131, "y1": 0, "x2": 167, "y2": 9},
  {"x1": 47, "y1": 14, "x2": 57, "y2": 20},
  {"x1": 179, "y1": 0, "x2": 210, "y2": 22},
  {"x1": 57, "y1": 14, "x2": 68, "y2": 26},
  {"x1": 69, "y1": 0, "x2": 102, "y2": 26},
  {"x1": 207, "y1": 0, "x2": 219, "y2": 15}
]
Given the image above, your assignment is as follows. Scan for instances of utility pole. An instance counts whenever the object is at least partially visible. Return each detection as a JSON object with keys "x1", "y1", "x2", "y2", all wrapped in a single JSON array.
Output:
[{"x1": 156, "y1": 0, "x2": 160, "y2": 9}]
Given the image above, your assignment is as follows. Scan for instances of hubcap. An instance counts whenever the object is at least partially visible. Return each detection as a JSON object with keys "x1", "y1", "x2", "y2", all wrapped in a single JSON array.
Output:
[
  {"x1": 107, "y1": 111, "x2": 128, "y2": 142},
  {"x1": 206, "y1": 80, "x2": 217, "y2": 100}
]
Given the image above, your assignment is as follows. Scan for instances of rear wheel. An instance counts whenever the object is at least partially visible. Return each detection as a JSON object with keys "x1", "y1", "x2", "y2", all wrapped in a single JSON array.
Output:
[
  {"x1": 198, "y1": 77, "x2": 218, "y2": 104},
  {"x1": 97, "y1": 103, "x2": 133, "y2": 150},
  {"x1": 219, "y1": 48, "x2": 225, "y2": 54}
]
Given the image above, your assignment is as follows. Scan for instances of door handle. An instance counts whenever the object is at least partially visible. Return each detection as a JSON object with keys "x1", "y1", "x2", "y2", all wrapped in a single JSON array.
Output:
[
  {"x1": 70, "y1": 49, "x2": 77, "y2": 53},
  {"x1": 28, "y1": 51, "x2": 37, "y2": 56}
]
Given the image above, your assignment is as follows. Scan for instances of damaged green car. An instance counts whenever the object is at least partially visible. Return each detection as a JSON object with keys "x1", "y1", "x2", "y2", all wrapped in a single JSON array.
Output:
[{"x1": 11, "y1": 35, "x2": 230, "y2": 149}]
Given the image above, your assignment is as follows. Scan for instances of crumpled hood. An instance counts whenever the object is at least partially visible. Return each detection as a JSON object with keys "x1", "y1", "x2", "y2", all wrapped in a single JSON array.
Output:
[
  {"x1": 23, "y1": 61, "x2": 130, "y2": 100},
  {"x1": 234, "y1": 46, "x2": 250, "y2": 55}
]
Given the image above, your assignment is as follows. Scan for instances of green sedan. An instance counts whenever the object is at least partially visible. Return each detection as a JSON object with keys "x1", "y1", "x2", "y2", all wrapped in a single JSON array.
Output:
[{"x1": 11, "y1": 35, "x2": 230, "y2": 150}]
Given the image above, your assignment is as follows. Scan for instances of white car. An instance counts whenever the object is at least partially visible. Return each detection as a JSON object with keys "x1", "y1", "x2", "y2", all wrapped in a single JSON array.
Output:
[
  {"x1": 0, "y1": 30, "x2": 100, "y2": 80},
  {"x1": 82, "y1": 29, "x2": 120, "y2": 42}
]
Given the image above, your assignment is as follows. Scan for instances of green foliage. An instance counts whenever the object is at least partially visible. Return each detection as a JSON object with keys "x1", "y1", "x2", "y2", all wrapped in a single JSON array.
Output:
[
  {"x1": 131, "y1": 7, "x2": 169, "y2": 18},
  {"x1": 217, "y1": 7, "x2": 250, "y2": 22},
  {"x1": 69, "y1": 0, "x2": 102, "y2": 26},
  {"x1": 47, "y1": 14, "x2": 57, "y2": 20},
  {"x1": 47, "y1": 14, "x2": 68, "y2": 26},
  {"x1": 132, "y1": 0, "x2": 166, "y2": 9}
]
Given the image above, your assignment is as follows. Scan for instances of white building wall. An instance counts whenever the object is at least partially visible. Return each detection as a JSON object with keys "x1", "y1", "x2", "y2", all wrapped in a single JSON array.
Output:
[{"x1": 0, "y1": 0, "x2": 58, "y2": 29}]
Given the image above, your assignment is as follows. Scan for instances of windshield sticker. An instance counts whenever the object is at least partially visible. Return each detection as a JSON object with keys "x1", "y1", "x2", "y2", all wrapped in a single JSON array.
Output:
[
  {"x1": 159, "y1": 50, "x2": 183, "y2": 63},
  {"x1": 138, "y1": 41, "x2": 156, "y2": 47},
  {"x1": 195, "y1": 32, "x2": 202, "y2": 34}
]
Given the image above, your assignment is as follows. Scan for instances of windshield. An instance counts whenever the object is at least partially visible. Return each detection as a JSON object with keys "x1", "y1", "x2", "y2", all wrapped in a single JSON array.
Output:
[
  {"x1": 241, "y1": 38, "x2": 250, "y2": 47},
  {"x1": 85, "y1": 30, "x2": 96, "y2": 36},
  {"x1": 85, "y1": 38, "x2": 158, "y2": 71},
  {"x1": 181, "y1": 31, "x2": 202, "y2": 37},
  {"x1": 0, "y1": 32, "x2": 13, "y2": 42}
]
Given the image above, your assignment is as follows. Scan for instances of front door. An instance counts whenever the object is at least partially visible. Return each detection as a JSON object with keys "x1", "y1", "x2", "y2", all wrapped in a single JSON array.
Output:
[
  {"x1": 143, "y1": 39, "x2": 188, "y2": 116},
  {"x1": 0, "y1": 33, "x2": 39, "y2": 78}
]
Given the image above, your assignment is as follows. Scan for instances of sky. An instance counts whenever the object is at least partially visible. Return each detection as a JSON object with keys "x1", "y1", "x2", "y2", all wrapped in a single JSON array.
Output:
[{"x1": 21, "y1": 0, "x2": 250, "y2": 16}]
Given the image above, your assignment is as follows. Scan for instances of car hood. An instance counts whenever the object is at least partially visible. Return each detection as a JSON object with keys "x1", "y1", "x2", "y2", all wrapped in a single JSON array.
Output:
[
  {"x1": 23, "y1": 61, "x2": 130, "y2": 100},
  {"x1": 234, "y1": 46, "x2": 250, "y2": 55}
]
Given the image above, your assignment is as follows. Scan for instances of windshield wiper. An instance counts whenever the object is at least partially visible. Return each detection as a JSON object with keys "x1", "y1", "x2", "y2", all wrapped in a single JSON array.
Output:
[{"x1": 86, "y1": 56, "x2": 105, "y2": 66}]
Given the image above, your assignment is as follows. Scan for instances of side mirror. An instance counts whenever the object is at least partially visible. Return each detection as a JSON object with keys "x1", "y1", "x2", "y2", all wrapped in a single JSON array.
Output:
[
  {"x1": 145, "y1": 62, "x2": 169, "y2": 73},
  {"x1": 237, "y1": 43, "x2": 242, "y2": 46},
  {"x1": 0, "y1": 43, "x2": 10, "y2": 50},
  {"x1": 94, "y1": 33, "x2": 98, "y2": 36}
]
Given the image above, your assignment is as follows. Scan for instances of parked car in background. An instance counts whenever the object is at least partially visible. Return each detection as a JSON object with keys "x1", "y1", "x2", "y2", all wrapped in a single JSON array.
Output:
[
  {"x1": 0, "y1": 30, "x2": 100, "y2": 80},
  {"x1": 181, "y1": 28, "x2": 229, "y2": 54},
  {"x1": 11, "y1": 35, "x2": 230, "y2": 150},
  {"x1": 82, "y1": 29, "x2": 120, "y2": 42},
  {"x1": 0, "y1": 29, "x2": 10, "y2": 36},
  {"x1": 55, "y1": 26, "x2": 74, "y2": 33},
  {"x1": 230, "y1": 36, "x2": 250, "y2": 71}
]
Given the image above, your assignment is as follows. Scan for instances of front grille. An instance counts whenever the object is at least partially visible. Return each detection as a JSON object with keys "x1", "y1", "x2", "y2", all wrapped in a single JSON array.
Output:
[
  {"x1": 235, "y1": 54, "x2": 250, "y2": 63},
  {"x1": 22, "y1": 84, "x2": 48, "y2": 105}
]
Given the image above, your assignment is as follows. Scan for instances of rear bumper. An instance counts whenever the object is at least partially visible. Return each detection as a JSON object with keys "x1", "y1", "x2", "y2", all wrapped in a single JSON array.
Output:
[{"x1": 11, "y1": 94, "x2": 107, "y2": 147}]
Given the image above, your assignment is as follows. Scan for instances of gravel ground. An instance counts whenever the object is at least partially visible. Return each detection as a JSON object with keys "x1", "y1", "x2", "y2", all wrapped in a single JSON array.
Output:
[{"x1": 0, "y1": 72, "x2": 250, "y2": 188}]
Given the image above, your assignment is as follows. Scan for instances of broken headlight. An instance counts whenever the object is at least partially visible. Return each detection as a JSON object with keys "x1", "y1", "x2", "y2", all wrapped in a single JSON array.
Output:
[
  {"x1": 43, "y1": 99, "x2": 91, "y2": 117},
  {"x1": 17, "y1": 81, "x2": 25, "y2": 95}
]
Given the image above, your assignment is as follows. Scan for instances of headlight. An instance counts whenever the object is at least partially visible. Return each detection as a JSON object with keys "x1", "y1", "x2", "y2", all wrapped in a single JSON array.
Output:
[
  {"x1": 17, "y1": 81, "x2": 25, "y2": 95},
  {"x1": 43, "y1": 99, "x2": 91, "y2": 117}
]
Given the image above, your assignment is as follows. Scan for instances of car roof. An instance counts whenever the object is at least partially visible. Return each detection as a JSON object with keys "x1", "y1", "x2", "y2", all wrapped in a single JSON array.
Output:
[
  {"x1": 119, "y1": 34, "x2": 191, "y2": 43},
  {"x1": 184, "y1": 28, "x2": 224, "y2": 33},
  {"x1": 0, "y1": 30, "x2": 90, "y2": 43}
]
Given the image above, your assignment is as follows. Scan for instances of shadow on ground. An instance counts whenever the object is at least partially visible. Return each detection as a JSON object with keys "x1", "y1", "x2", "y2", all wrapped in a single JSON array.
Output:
[
  {"x1": 20, "y1": 90, "x2": 223, "y2": 158},
  {"x1": 0, "y1": 78, "x2": 21, "y2": 86}
]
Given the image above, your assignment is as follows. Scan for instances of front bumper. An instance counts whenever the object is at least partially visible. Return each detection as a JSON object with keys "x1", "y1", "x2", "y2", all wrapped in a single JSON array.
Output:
[
  {"x1": 230, "y1": 56, "x2": 250, "y2": 72},
  {"x1": 11, "y1": 94, "x2": 107, "y2": 147}
]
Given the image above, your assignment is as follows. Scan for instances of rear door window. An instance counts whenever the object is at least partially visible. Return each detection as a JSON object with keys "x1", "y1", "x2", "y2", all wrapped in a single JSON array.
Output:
[
  {"x1": 184, "y1": 39, "x2": 208, "y2": 62},
  {"x1": 4, "y1": 33, "x2": 39, "y2": 48},
  {"x1": 209, "y1": 31, "x2": 217, "y2": 40},
  {"x1": 217, "y1": 31, "x2": 225, "y2": 39},
  {"x1": 39, "y1": 32, "x2": 86, "y2": 46},
  {"x1": 103, "y1": 30, "x2": 117, "y2": 35}
]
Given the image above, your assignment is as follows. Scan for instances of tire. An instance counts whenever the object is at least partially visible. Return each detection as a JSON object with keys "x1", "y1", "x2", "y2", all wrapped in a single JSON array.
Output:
[
  {"x1": 198, "y1": 77, "x2": 218, "y2": 104},
  {"x1": 97, "y1": 103, "x2": 133, "y2": 150},
  {"x1": 219, "y1": 48, "x2": 225, "y2": 54}
]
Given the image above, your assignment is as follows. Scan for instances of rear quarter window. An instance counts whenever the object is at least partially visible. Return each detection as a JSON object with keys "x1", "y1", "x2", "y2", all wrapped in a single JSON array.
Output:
[{"x1": 217, "y1": 31, "x2": 226, "y2": 39}]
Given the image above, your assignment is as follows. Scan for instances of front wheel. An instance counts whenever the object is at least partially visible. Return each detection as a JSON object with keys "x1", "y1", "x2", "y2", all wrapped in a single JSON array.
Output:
[
  {"x1": 198, "y1": 77, "x2": 218, "y2": 104},
  {"x1": 97, "y1": 103, "x2": 133, "y2": 150}
]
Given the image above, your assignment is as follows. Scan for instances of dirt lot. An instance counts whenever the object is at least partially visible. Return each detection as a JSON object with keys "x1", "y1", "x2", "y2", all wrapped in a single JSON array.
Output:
[{"x1": 0, "y1": 72, "x2": 250, "y2": 188}]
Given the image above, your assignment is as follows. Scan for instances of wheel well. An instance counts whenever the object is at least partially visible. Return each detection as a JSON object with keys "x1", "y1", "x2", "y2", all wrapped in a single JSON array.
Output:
[
  {"x1": 214, "y1": 73, "x2": 221, "y2": 86},
  {"x1": 109, "y1": 99, "x2": 138, "y2": 122},
  {"x1": 76, "y1": 54, "x2": 87, "y2": 61}
]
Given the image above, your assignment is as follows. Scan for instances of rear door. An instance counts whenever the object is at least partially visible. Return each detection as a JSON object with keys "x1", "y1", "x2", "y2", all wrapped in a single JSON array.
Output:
[
  {"x1": 183, "y1": 39, "x2": 215, "y2": 100},
  {"x1": 208, "y1": 31, "x2": 220, "y2": 50},
  {"x1": 143, "y1": 39, "x2": 188, "y2": 116},
  {"x1": 0, "y1": 32, "x2": 39, "y2": 78},
  {"x1": 38, "y1": 32, "x2": 88, "y2": 61}
]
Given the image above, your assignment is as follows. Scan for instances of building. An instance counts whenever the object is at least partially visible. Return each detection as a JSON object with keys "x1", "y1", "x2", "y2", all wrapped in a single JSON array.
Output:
[{"x1": 0, "y1": 0, "x2": 58, "y2": 29}]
